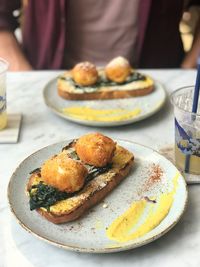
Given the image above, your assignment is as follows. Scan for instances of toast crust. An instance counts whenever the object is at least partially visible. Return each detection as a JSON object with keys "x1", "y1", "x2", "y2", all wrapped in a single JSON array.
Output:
[
  {"x1": 27, "y1": 145, "x2": 134, "y2": 224},
  {"x1": 58, "y1": 85, "x2": 154, "y2": 100},
  {"x1": 57, "y1": 69, "x2": 154, "y2": 100}
]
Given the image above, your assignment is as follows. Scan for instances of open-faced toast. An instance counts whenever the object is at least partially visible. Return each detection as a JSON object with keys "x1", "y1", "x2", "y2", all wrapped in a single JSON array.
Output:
[
  {"x1": 57, "y1": 69, "x2": 154, "y2": 101},
  {"x1": 57, "y1": 56, "x2": 154, "y2": 100},
  {"x1": 27, "y1": 135, "x2": 134, "y2": 224}
]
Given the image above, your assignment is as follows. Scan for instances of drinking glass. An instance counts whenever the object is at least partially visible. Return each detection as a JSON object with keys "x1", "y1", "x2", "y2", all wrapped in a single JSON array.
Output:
[
  {"x1": 171, "y1": 86, "x2": 200, "y2": 175},
  {"x1": 0, "y1": 58, "x2": 9, "y2": 130}
]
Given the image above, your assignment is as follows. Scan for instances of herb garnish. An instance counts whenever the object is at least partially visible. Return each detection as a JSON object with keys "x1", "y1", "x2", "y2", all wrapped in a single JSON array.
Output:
[
  {"x1": 28, "y1": 146, "x2": 112, "y2": 211},
  {"x1": 86, "y1": 164, "x2": 112, "y2": 182},
  {"x1": 29, "y1": 182, "x2": 69, "y2": 211},
  {"x1": 60, "y1": 71, "x2": 146, "y2": 91}
]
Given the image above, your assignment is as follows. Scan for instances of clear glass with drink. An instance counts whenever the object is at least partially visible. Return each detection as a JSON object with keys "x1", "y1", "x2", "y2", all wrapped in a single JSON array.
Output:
[
  {"x1": 0, "y1": 58, "x2": 9, "y2": 130},
  {"x1": 171, "y1": 86, "x2": 200, "y2": 175}
]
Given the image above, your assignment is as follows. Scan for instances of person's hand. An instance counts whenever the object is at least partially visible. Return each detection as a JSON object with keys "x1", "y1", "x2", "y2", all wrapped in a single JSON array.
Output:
[
  {"x1": 181, "y1": 52, "x2": 198, "y2": 69},
  {"x1": 181, "y1": 16, "x2": 200, "y2": 69},
  {"x1": 0, "y1": 31, "x2": 33, "y2": 71},
  {"x1": 7, "y1": 56, "x2": 33, "y2": 71}
]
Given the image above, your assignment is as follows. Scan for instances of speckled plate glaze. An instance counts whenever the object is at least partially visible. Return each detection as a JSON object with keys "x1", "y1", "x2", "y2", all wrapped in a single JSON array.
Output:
[
  {"x1": 8, "y1": 140, "x2": 187, "y2": 253},
  {"x1": 43, "y1": 78, "x2": 166, "y2": 126}
]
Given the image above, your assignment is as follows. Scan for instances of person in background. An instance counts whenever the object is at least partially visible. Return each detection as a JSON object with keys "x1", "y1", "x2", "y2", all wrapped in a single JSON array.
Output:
[{"x1": 0, "y1": 0, "x2": 199, "y2": 71}]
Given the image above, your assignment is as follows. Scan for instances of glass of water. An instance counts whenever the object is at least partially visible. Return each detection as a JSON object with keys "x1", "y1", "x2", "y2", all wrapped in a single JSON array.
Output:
[
  {"x1": 0, "y1": 58, "x2": 9, "y2": 130},
  {"x1": 171, "y1": 86, "x2": 200, "y2": 175}
]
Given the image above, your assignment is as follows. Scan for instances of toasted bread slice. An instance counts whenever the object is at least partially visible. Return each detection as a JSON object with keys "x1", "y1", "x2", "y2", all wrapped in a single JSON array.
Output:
[
  {"x1": 57, "y1": 69, "x2": 154, "y2": 100},
  {"x1": 27, "y1": 144, "x2": 134, "y2": 224}
]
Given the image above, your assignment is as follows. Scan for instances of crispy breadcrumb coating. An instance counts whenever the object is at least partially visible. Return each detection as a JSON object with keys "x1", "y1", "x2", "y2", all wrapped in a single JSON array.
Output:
[
  {"x1": 75, "y1": 132, "x2": 116, "y2": 167},
  {"x1": 41, "y1": 151, "x2": 88, "y2": 193},
  {"x1": 72, "y1": 61, "x2": 98, "y2": 86},
  {"x1": 105, "y1": 56, "x2": 131, "y2": 83}
]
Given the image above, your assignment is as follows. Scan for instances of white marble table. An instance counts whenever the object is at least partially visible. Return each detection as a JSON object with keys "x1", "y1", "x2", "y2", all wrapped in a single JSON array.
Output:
[{"x1": 1, "y1": 70, "x2": 200, "y2": 267}]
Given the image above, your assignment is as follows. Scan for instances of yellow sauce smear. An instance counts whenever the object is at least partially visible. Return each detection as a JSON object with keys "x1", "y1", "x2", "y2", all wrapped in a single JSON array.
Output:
[
  {"x1": 62, "y1": 106, "x2": 141, "y2": 122},
  {"x1": 106, "y1": 172, "x2": 179, "y2": 243}
]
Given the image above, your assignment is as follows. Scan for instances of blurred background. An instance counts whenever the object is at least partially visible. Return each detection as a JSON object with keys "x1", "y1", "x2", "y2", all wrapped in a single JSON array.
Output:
[
  {"x1": 14, "y1": 6, "x2": 199, "y2": 55},
  {"x1": 180, "y1": 5, "x2": 200, "y2": 52}
]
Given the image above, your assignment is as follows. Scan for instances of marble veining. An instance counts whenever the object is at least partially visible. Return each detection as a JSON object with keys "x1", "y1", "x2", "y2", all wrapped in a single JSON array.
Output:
[{"x1": 1, "y1": 70, "x2": 200, "y2": 267}]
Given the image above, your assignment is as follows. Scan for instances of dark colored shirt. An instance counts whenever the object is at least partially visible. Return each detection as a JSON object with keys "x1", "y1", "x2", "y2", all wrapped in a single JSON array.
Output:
[{"x1": 0, "y1": 0, "x2": 198, "y2": 69}]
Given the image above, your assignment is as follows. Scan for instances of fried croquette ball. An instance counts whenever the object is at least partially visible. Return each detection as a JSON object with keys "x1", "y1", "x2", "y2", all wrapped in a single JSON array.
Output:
[
  {"x1": 75, "y1": 132, "x2": 116, "y2": 167},
  {"x1": 105, "y1": 56, "x2": 131, "y2": 83},
  {"x1": 72, "y1": 61, "x2": 98, "y2": 86},
  {"x1": 41, "y1": 151, "x2": 88, "y2": 193}
]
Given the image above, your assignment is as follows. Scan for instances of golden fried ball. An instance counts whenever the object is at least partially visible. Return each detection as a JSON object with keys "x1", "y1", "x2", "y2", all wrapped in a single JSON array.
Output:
[
  {"x1": 41, "y1": 151, "x2": 88, "y2": 193},
  {"x1": 72, "y1": 61, "x2": 98, "y2": 86},
  {"x1": 105, "y1": 56, "x2": 131, "y2": 83},
  {"x1": 75, "y1": 132, "x2": 116, "y2": 167}
]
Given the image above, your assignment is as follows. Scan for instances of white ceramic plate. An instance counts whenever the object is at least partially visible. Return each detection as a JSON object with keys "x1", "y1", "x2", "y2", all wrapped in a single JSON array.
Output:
[
  {"x1": 43, "y1": 78, "x2": 166, "y2": 126},
  {"x1": 8, "y1": 139, "x2": 187, "y2": 253}
]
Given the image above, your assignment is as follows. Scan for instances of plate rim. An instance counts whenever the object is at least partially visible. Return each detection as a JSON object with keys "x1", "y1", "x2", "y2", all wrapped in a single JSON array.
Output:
[
  {"x1": 7, "y1": 139, "x2": 188, "y2": 253},
  {"x1": 43, "y1": 77, "x2": 167, "y2": 127}
]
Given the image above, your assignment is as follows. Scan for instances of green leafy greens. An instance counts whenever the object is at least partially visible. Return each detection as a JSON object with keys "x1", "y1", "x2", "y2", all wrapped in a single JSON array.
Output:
[
  {"x1": 29, "y1": 182, "x2": 69, "y2": 211},
  {"x1": 29, "y1": 164, "x2": 112, "y2": 211},
  {"x1": 60, "y1": 71, "x2": 146, "y2": 91}
]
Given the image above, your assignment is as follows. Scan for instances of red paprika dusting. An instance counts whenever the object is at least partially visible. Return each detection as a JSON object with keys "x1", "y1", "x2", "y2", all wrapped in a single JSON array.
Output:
[
  {"x1": 143, "y1": 163, "x2": 163, "y2": 192},
  {"x1": 148, "y1": 163, "x2": 163, "y2": 184}
]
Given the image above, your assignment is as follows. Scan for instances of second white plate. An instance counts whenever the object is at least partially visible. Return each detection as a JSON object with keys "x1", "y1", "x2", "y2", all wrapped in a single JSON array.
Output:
[{"x1": 43, "y1": 78, "x2": 166, "y2": 126}]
